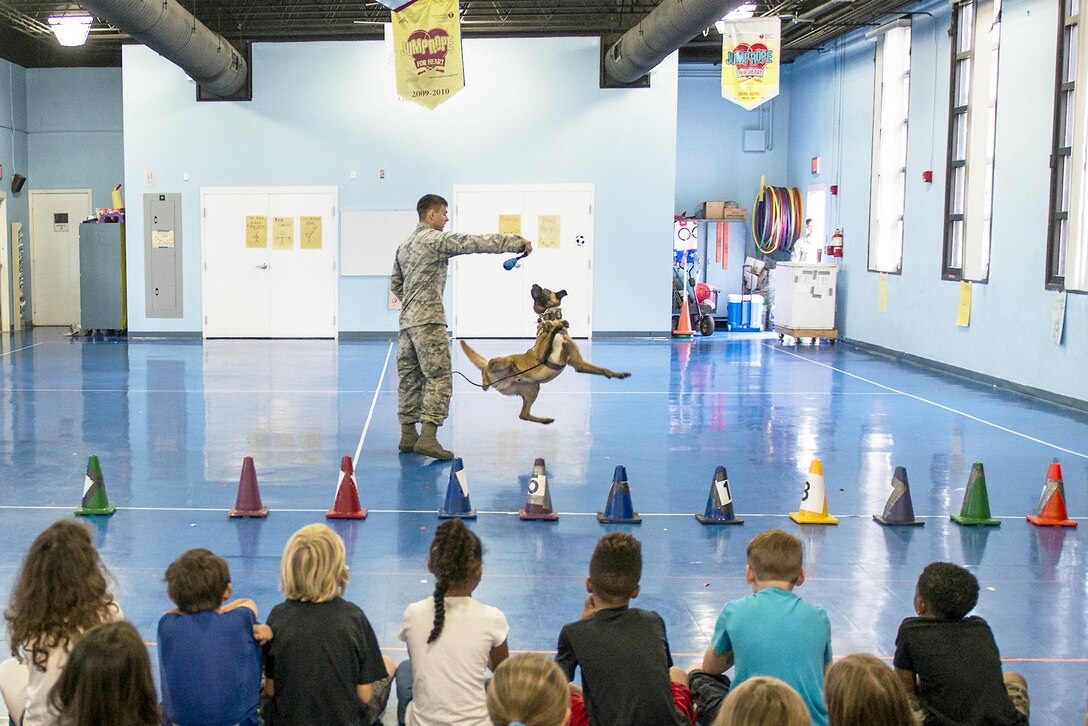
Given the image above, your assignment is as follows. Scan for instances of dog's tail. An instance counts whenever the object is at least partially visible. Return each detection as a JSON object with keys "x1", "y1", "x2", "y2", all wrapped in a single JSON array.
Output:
[{"x1": 459, "y1": 340, "x2": 492, "y2": 390}]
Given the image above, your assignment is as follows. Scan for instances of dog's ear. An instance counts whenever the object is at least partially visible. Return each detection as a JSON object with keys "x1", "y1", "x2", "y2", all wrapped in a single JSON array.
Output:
[{"x1": 557, "y1": 290, "x2": 568, "y2": 300}]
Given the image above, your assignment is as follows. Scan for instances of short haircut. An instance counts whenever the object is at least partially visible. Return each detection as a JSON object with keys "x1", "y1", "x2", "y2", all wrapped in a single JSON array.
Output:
[
  {"x1": 588, "y1": 532, "x2": 642, "y2": 601},
  {"x1": 164, "y1": 548, "x2": 230, "y2": 613},
  {"x1": 825, "y1": 653, "x2": 914, "y2": 726},
  {"x1": 712, "y1": 676, "x2": 810, "y2": 726},
  {"x1": 917, "y1": 562, "x2": 979, "y2": 620},
  {"x1": 746, "y1": 529, "x2": 802, "y2": 583},
  {"x1": 417, "y1": 194, "x2": 448, "y2": 219},
  {"x1": 486, "y1": 653, "x2": 569, "y2": 726},
  {"x1": 279, "y1": 524, "x2": 348, "y2": 603}
]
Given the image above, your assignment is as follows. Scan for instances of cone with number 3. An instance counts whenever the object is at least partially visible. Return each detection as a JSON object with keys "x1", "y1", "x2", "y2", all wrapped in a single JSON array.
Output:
[{"x1": 789, "y1": 459, "x2": 839, "y2": 525}]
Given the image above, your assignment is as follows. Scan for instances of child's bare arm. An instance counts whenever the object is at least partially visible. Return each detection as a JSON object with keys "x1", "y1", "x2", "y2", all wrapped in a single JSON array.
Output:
[
  {"x1": 895, "y1": 667, "x2": 918, "y2": 694},
  {"x1": 356, "y1": 683, "x2": 374, "y2": 705},
  {"x1": 701, "y1": 644, "x2": 734, "y2": 675},
  {"x1": 488, "y1": 639, "x2": 510, "y2": 672},
  {"x1": 220, "y1": 598, "x2": 258, "y2": 616}
]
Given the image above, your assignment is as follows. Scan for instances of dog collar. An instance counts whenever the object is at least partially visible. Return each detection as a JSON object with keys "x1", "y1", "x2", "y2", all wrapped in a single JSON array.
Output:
[{"x1": 543, "y1": 359, "x2": 565, "y2": 371}]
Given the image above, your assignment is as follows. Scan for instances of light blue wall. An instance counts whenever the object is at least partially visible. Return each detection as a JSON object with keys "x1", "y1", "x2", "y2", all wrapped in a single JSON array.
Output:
[
  {"x1": 0, "y1": 59, "x2": 29, "y2": 324},
  {"x1": 781, "y1": 0, "x2": 1086, "y2": 403},
  {"x1": 121, "y1": 38, "x2": 679, "y2": 334},
  {"x1": 26, "y1": 68, "x2": 124, "y2": 211}
]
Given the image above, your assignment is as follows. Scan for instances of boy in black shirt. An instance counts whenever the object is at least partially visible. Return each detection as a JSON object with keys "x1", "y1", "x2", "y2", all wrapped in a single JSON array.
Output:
[
  {"x1": 555, "y1": 532, "x2": 694, "y2": 726},
  {"x1": 894, "y1": 562, "x2": 1029, "y2": 726}
]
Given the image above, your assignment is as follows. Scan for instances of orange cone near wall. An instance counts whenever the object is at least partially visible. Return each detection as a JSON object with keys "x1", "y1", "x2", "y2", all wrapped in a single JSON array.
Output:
[
  {"x1": 229, "y1": 456, "x2": 269, "y2": 518},
  {"x1": 789, "y1": 459, "x2": 839, "y2": 525},
  {"x1": 1027, "y1": 462, "x2": 1077, "y2": 527},
  {"x1": 327, "y1": 456, "x2": 368, "y2": 520},
  {"x1": 673, "y1": 298, "x2": 695, "y2": 338}
]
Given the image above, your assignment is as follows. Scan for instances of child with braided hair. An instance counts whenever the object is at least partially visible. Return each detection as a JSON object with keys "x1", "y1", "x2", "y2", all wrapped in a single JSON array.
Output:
[{"x1": 396, "y1": 519, "x2": 510, "y2": 726}]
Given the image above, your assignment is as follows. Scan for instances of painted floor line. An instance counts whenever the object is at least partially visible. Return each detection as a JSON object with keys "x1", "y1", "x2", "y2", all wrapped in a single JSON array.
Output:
[
  {"x1": 0, "y1": 341, "x2": 46, "y2": 358},
  {"x1": 0, "y1": 504, "x2": 1079, "y2": 520},
  {"x1": 0, "y1": 387, "x2": 894, "y2": 396},
  {"x1": 354, "y1": 342, "x2": 393, "y2": 470},
  {"x1": 767, "y1": 343, "x2": 1088, "y2": 460}
]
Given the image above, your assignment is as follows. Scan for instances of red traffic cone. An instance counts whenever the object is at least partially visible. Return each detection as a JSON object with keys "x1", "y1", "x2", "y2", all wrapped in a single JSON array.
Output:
[
  {"x1": 229, "y1": 456, "x2": 269, "y2": 518},
  {"x1": 673, "y1": 297, "x2": 695, "y2": 338},
  {"x1": 874, "y1": 466, "x2": 924, "y2": 526},
  {"x1": 696, "y1": 466, "x2": 743, "y2": 524},
  {"x1": 598, "y1": 465, "x2": 641, "y2": 523},
  {"x1": 327, "y1": 456, "x2": 367, "y2": 520},
  {"x1": 439, "y1": 458, "x2": 476, "y2": 519},
  {"x1": 519, "y1": 458, "x2": 558, "y2": 521},
  {"x1": 1027, "y1": 462, "x2": 1077, "y2": 527},
  {"x1": 75, "y1": 455, "x2": 116, "y2": 516}
]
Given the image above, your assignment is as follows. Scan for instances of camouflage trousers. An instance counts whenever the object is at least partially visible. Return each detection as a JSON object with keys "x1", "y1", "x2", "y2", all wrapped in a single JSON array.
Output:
[{"x1": 397, "y1": 323, "x2": 452, "y2": 426}]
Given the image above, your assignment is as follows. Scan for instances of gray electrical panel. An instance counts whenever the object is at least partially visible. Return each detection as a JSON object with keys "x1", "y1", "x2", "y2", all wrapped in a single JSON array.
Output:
[{"x1": 145, "y1": 193, "x2": 183, "y2": 318}]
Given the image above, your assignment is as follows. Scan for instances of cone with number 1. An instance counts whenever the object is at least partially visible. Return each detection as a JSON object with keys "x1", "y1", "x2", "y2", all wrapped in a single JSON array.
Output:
[
  {"x1": 696, "y1": 466, "x2": 743, "y2": 524},
  {"x1": 789, "y1": 459, "x2": 838, "y2": 525}
]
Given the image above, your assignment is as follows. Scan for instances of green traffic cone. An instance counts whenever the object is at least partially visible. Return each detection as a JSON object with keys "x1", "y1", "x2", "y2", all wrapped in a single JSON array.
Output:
[
  {"x1": 950, "y1": 462, "x2": 999, "y2": 526},
  {"x1": 75, "y1": 455, "x2": 116, "y2": 516}
]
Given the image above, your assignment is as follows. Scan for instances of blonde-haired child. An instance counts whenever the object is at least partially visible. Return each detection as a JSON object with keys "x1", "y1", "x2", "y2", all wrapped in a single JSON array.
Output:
[
  {"x1": 824, "y1": 653, "x2": 913, "y2": 726},
  {"x1": 263, "y1": 524, "x2": 395, "y2": 725},
  {"x1": 486, "y1": 653, "x2": 570, "y2": 726},
  {"x1": 711, "y1": 676, "x2": 810, "y2": 726}
]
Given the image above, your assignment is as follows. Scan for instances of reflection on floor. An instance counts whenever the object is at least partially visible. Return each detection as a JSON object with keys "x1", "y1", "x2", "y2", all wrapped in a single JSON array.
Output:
[{"x1": 1, "y1": 329, "x2": 1085, "y2": 724}]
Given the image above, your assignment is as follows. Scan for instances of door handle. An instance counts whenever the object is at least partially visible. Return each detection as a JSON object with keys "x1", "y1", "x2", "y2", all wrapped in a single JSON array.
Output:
[{"x1": 257, "y1": 263, "x2": 268, "y2": 269}]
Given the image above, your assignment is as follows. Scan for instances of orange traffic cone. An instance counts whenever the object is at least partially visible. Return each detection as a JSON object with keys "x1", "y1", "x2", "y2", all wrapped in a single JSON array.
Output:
[
  {"x1": 519, "y1": 458, "x2": 559, "y2": 521},
  {"x1": 327, "y1": 455, "x2": 367, "y2": 520},
  {"x1": 673, "y1": 298, "x2": 695, "y2": 338},
  {"x1": 1027, "y1": 462, "x2": 1077, "y2": 527},
  {"x1": 789, "y1": 459, "x2": 839, "y2": 525},
  {"x1": 229, "y1": 456, "x2": 269, "y2": 518}
]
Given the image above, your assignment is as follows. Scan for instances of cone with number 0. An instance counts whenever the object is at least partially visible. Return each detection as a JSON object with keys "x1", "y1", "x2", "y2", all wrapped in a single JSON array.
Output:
[
  {"x1": 327, "y1": 455, "x2": 367, "y2": 520},
  {"x1": 1027, "y1": 462, "x2": 1077, "y2": 527},
  {"x1": 696, "y1": 466, "x2": 743, "y2": 524},
  {"x1": 789, "y1": 459, "x2": 838, "y2": 525},
  {"x1": 519, "y1": 458, "x2": 558, "y2": 521},
  {"x1": 75, "y1": 455, "x2": 116, "y2": 516}
]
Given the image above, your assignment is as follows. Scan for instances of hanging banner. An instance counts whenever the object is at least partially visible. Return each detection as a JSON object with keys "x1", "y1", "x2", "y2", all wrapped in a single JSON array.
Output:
[
  {"x1": 392, "y1": 0, "x2": 464, "y2": 109},
  {"x1": 721, "y1": 18, "x2": 780, "y2": 111}
]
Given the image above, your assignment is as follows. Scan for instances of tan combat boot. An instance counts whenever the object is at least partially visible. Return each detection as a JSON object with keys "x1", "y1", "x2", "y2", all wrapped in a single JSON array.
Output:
[
  {"x1": 399, "y1": 423, "x2": 419, "y2": 453},
  {"x1": 413, "y1": 422, "x2": 453, "y2": 460}
]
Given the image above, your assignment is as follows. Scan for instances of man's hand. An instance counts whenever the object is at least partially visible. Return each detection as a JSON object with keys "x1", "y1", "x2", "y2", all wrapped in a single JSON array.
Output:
[{"x1": 522, "y1": 239, "x2": 534, "y2": 255}]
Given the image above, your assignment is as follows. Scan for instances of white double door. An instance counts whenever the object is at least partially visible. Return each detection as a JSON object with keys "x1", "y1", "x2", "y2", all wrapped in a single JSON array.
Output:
[
  {"x1": 452, "y1": 184, "x2": 594, "y2": 338},
  {"x1": 202, "y1": 186, "x2": 338, "y2": 338}
]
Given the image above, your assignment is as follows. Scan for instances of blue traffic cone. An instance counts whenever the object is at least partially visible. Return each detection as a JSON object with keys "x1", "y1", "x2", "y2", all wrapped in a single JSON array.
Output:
[
  {"x1": 597, "y1": 465, "x2": 641, "y2": 524},
  {"x1": 439, "y1": 458, "x2": 476, "y2": 519},
  {"x1": 696, "y1": 466, "x2": 743, "y2": 524},
  {"x1": 874, "y1": 466, "x2": 924, "y2": 526}
]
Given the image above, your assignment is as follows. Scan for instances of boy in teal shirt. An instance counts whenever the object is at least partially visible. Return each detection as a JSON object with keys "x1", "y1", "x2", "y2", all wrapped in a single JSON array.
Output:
[{"x1": 689, "y1": 529, "x2": 832, "y2": 726}]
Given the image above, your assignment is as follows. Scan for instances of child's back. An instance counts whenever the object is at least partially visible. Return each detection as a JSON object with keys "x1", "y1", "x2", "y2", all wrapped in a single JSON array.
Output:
[{"x1": 157, "y1": 548, "x2": 262, "y2": 726}]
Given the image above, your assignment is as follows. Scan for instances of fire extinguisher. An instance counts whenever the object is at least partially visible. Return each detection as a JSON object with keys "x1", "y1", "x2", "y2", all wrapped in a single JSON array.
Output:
[{"x1": 827, "y1": 228, "x2": 844, "y2": 258}]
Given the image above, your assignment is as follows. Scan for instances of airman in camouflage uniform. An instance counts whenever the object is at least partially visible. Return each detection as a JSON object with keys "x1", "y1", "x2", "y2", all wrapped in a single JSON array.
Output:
[{"x1": 392, "y1": 194, "x2": 531, "y2": 459}]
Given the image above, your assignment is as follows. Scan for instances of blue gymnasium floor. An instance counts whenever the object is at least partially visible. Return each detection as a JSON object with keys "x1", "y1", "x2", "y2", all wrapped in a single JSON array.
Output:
[{"x1": 1, "y1": 328, "x2": 1086, "y2": 724}]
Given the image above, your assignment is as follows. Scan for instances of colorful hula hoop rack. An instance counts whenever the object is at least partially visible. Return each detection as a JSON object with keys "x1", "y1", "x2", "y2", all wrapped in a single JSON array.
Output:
[{"x1": 751, "y1": 177, "x2": 804, "y2": 255}]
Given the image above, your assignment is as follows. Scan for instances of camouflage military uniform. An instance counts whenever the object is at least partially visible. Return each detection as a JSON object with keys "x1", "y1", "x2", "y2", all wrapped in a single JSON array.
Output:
[{"x1": 391, "y1": 223, "x2": 525, "y2": 425}]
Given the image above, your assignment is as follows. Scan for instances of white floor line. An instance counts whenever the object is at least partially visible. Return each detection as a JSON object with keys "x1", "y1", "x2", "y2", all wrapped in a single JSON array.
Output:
[
  {"x1": 0, "y1": 341, "x2": 46, "y2": 358},
  {"x1": 0, "y1": 388, "x2": 893, "y2": 395},
  {"x1": 767, "y1": 343, "x2": 1088, "y2": 460},
  {"x1": 0, "y1": 504, "x2": 1079, "y2": 520},
  {"x1": 354, "y1": 342, "x2": 393, "y2": 470}
]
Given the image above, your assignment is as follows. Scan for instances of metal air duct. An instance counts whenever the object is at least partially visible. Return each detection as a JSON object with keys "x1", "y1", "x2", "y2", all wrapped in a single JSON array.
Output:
[
  {"x1": 605, "y1": 0, "x2": 742, "y2": 84},
  {"x1": 79, "y1": 0, "x2": 247, "y2": 97}
]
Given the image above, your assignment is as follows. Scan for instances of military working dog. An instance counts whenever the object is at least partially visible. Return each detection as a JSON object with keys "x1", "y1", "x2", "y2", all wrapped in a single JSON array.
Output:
[{"x1": 460, "y1": 284, "x2": 631, "y2": 424}]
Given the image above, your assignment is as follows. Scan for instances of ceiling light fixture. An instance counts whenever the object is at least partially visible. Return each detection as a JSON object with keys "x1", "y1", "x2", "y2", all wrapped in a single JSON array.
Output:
[
  {"x1": 715, "y1": 3, "x2": 759, "y2": 33},
  {"x1": 48, "y1": 14, "x2": 93, "y2": 47}
]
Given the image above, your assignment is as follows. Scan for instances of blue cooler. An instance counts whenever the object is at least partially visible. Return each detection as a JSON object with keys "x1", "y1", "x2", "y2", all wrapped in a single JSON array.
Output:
[{"x1": 727, "y1": 294, "x2": 762, "y2": 332}]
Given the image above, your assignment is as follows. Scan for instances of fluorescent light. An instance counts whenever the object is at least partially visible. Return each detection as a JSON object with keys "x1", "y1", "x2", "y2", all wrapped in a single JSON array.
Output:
[
  {"x1": 48, "y1": 14, "x2": 93, "y2": 47},
  {"x1": 716, "y1": 4, "x2": 759, "y2": 32}
]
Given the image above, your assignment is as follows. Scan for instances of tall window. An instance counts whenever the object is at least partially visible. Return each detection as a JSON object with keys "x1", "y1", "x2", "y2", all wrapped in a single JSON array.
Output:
[
  {"x1": 1048, "y1": 0, "x2": 1088, "y2": 291},
  {"x1": 942, "y1": 0, "x2": 1001, "y2": 282},
  {"x1": 868, "y1": 21, "x2": 912, "y2": 273}
]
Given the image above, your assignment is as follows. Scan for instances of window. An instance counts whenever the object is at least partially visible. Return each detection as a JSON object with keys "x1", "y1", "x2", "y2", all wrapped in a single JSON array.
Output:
[
  {"x1": 868, "y1": 21, "x2": 912, "y2": 273},
  {"x1": 1048, "y1": 0, "x2": 1088, "y2": 291},
  {"x1": 942, "y1": 0, "x2": 1001, "y2": 282}
]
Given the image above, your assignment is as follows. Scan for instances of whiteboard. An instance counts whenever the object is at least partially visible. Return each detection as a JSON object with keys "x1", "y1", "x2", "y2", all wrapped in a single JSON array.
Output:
[{"x1": 341, "y1": 209, "x2": 418, "y2": 276}]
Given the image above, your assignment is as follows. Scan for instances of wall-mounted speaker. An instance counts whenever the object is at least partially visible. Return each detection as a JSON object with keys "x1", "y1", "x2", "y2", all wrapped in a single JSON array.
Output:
[{"x1": 11, "y1": 174, "x2": 26, "y2": 193}]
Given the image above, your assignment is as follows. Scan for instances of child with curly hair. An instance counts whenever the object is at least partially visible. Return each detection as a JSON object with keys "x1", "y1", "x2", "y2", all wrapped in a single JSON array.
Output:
[
  {"x1": 396, "y1": 519, "x2": 510, "y2": 726},
  {"x1": 0, "y1": 519, "x2": 123, "y2": 726},
  {"x1": 48, "y1": 621, "x2": 160, "y2": 726}
]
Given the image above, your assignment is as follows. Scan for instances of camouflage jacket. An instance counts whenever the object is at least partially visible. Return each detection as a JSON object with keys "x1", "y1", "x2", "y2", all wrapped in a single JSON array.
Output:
[{"x1": 391, "y1": 223, "x2": 526, "y2": 328}]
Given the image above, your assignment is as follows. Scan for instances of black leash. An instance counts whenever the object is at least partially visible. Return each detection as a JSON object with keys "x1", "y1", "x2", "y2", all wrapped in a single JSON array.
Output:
[{"x1": 454, "y1": 360, "x2": 549, "y2": 388}]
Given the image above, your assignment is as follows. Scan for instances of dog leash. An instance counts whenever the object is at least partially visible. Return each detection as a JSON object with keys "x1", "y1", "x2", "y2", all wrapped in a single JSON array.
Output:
[{"x1": 454, "y1": 361, "x2": 549, "y2": 388}]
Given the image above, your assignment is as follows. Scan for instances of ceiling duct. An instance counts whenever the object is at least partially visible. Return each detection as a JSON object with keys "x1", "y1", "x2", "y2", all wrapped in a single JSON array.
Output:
[
  {"x1": 605, "y1": 0, "x2": 742, "y2": 84},
  {"x1": 78, "y1": 0, "x2": 247, "y2": 97}
]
